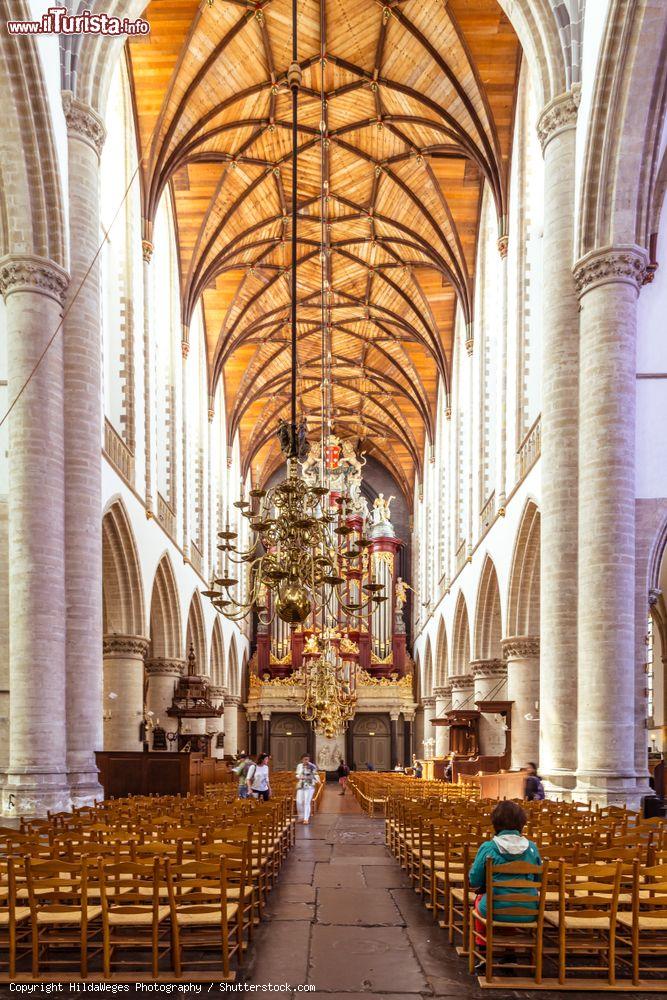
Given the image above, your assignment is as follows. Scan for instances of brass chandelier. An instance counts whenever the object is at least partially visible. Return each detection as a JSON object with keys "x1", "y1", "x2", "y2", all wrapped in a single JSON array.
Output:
[
  {"x1": 204, "y1": 0, "x2": 385, "y2": 628},
  {"x1": 302, "y1": 639, "x2": 357, "y2": 739}
]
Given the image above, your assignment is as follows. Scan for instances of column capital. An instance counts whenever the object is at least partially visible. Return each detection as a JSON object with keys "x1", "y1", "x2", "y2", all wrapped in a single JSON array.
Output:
[
  {"x1": 573, "y1": 245, "x2": 648, "y2": 298},
  {"x1": 470, "y1": 658, "x2": 506, "y2": 680},
  {"x1": 422, "y1": 696, "x2": 436, "y2": 708},
  {"x1": 0, "y1": 253, "x2": 69, "y2": 306},
  {"x1": 502, "y1": 635, "x2": 540, "y2": 659},
  {"x1": 433, "y1": 684, "x2": 452, "y2": 699},
  {"x1": 208, "y1": 685, "x2": 226, "y2": 700},
  {"x1": 448, "y1": 673, "x2": 474, "y2": 690},
  {"x1": 103, "y1": 634, "x2": 150, "y2": 658},
  {"x1": 61, "y1": 91, "x2": 106, "y2": 157},
  {"x1": 145, "y1": 657, "x2": 184, "y2": 677},
  {"x1": 536, "y1": 87, "x2": 579, "y2": 153},
  {"x1": 225, "y1": 694, "x2": 241, "y2": 707}
]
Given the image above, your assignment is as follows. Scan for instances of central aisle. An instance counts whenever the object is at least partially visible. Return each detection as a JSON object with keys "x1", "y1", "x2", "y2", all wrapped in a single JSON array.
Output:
[{"x1": 244, "y1": 783, "x2": 496, "y2": 998}]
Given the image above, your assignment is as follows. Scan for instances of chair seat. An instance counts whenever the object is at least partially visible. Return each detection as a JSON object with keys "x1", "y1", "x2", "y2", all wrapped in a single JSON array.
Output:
[
  {"x1": 617, "y1": 913, "x2": 667, "y2": 930},
  {"x1": 175, "y1": 903, "x2": 239, "y2": 926},
  {"x1": 544, "y1": 913, "x2": 612, "y2": 929},
  {"x1": 450, "y1": 888, "x2": 473, "y2": 903},
  {"x1": 37, "y1": 906, "x2": 102, "y2": 925},
  {"x1": 0, "y1": 907, "x2": 30, "y2": 925},
  {"x1": 108, "y1": 906, "x2": 170, "y2": 926}
]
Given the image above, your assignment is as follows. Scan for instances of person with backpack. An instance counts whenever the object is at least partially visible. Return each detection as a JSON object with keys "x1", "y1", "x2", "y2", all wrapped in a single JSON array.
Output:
[
  {"x1": 246, "y1": 752, "x2": 272, "y2": 801},
  {"x1": 295, "y1": 754, "x2": 320, "y2": 823},
  {"x1": 232, "y1": 751, "x2": 252, "y2": 799}
]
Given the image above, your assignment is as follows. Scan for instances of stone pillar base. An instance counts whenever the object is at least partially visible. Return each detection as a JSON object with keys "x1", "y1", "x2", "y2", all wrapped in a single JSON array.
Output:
[
  {"x1": 542, "y1": 769, "x2": 576, "y2": 801},
  {"x1": 67, "y1": 750, "x2": 104, "y2": 808},
  {"x1": 573, "y1": 771, "x2": 645, "y2": 810},
  {"x1": 2, "y1": 771, "x2": 71, "y2": 818}
]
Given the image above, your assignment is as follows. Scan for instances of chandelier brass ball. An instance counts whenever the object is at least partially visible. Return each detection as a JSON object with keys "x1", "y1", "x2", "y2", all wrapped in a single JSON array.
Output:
[{"x1": 276, "y1": 582, "x2": 310, "y2": 624}]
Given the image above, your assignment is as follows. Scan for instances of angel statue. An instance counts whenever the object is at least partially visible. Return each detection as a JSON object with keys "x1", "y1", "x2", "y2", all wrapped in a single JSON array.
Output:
[
  {"x1": 373, "y1": 492, "x2": 395, "y2": 525},
  {"x1": 394, "y1": 576, "x2": 414, "y2": 612}
]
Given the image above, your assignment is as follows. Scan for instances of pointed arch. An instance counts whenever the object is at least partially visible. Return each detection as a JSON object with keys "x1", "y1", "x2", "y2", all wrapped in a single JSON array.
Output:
[
  {"x1": 149, "y1": 553, "x2": 181, "y2": 658},
  {"x1": 422, "y1": 636, "x2": 434, "y2": 699},
  {"x1": 451, "y1": 592, "x2": 471, "y2": 676},
  {"x1": 474, "y1": 556, "x2": 503, "y2": 659},
  {"x1": 0, "y1": 0, "x2": 66, "y2": 264},
  {"x1": 185, "y1": 591, "x2": 207, "y2": 674},
  {"x1": 102, "y1": 498, "x2": 145, "y2": 636},
  {"x1": 227, "y1": 636, "x2": 240, "y2": 697},
  {"x1": 434, "y1": 616, "x2": 449, "y2": 688},
  {"x1": 210, "y1": 617, "x2": 225, "y2": 687},
  {"x1": 507, "y1": 500, "x2": 541, "y2": 637}
]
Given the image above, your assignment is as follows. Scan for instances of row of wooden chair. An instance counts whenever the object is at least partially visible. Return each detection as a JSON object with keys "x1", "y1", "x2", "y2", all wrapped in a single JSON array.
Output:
[
  {"x1": 352, "y1": 773, "x2": 667, "y2": 990},
  {"x1": 0, "y1": 786, "x2": 297, "y2": 981}
]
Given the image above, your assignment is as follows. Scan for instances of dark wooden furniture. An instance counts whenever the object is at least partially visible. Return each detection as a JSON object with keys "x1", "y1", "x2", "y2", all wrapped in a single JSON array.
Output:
[
  {"x1": 432, "y1": 710, "x2": 480, "y2": 756},
  {"x1": 95, "y1": 751, "x2": 230, "y2": 799}
]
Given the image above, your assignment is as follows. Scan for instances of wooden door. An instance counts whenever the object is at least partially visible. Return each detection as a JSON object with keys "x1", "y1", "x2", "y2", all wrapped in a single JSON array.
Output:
[
  {"x1": 352, "y1": 714, "x2": 391, "y2": 771},
  {"x1": 270, "y1": 714, "x2": 309, "y2": 773}
]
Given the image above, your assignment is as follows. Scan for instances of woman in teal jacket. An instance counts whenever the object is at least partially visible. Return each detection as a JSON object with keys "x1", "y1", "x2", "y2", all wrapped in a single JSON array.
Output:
[{"x1": 469, "y1": 800, "x2": 542, "y2": 922}]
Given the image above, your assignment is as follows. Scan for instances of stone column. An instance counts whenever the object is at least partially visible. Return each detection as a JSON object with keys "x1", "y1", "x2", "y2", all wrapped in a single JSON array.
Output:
[
  {"x1": 471, "y1": 659, "x2": 508, "y2": 756},
  {"x1": 0, "y1": 254, "x2": 71, "y2": 816},
  {"x1": 141, "y1": 230, "x2": 154, "y2": 516},
  {"x1": 433, "y1": 685, "x2": 452, "y2": 757},
  {"x1": 572, "y1": 245, "x2": 647, "y2": 807},
  {"x1": 502, "y1": 636, "x2": 540, "y2": 769},
  {"x1": 103, "y1": 635, "x2": 149, "y2": 751},
  {"x1": 537, "y1": 91, "x2": 580, "y2": 796},
  {"x1": 61, "y1": 93, "x2": 106, "y2": 805},
  {"x1": 421, "y1": 696, "x2": 436, "y2": 757},
  {"x1": 403, "y1": 714, "x2": 414, "y2": 766},
  {"x1": 450, "y1": 674, "x2": 474, "y2": 710},
  {"x1": 389, "y1": 713, "x2": 399, "y2": 769},
  {"x1": 261, "y1": 712, "x2": 271, "y2": 755},
  {"x1": 224, "y1": 695, "x2": 240, "y2": 756},
  {"x1": 208, "y1": 686, "x2": 225, "y2": 758},
  {"x1": 145, "y1": 658, "x2": 184, "y2": 731}
]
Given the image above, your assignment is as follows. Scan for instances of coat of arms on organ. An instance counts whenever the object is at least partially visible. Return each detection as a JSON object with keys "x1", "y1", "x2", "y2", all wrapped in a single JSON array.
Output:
[{"x1": 255, "y1": 437, "x2": 409, "y2": 680}]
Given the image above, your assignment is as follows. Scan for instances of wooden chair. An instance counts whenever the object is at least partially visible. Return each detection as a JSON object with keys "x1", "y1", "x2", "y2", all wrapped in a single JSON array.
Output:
[
  {"x1": 165, "y1": 858, "x2": 239, "y2": 978},
  {"x1": 97, "y1": 858, "x2": 171, "y2": 979},
  {"x1": 25, "y1": 858, "x2": 102, "y2": 977},
  {"x1": 543, "y1": 861, "x2": 622, "y2": 985},
  {"x1": 468, "y1": 859, "x2": 549, "y2": 985},
  {"x1": 0, "y1": 858, "x2": 30, "y2": 977},
  {"x1": 616, "y1": 860, "x2": 667, "y2": 985}
]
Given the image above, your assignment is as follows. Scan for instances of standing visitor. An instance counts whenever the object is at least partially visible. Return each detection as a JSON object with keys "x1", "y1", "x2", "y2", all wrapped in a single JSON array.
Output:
[
  {"x1": 413, "y1": 758, "x2": 423, "y2": 779},
  {"x1": 337, "y1": 759, "x2": 350, "y2": 794},
  {"x1": 524, "y1": 762, "x2": 546, "y2": 801},
  {"x1": 295, "y1": 754, "x2": 320, "y2": 824},
  {"x1": 232, "y1": 751, "x2": 252, "y2": 799},
  {"x1": 247, "y1": 753, "x2": 272, "y2": 801}
]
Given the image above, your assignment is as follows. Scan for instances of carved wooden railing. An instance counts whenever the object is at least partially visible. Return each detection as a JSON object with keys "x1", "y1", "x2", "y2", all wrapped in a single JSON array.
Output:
[
  {"x1": 455, "y1": 539, "x2": 467, "y2": 575},
  {"x1": 479, "y1": 490, "x2": 496, "y2": 535},
  {"x1": 190, "y1": 541, "x2": 203, "y2": 576},
  {"x1": 104, "y1": 418, "x2": 134, "y2": 483},
  {"x1": 517, "y1": 414, "x2": 541, "y2": 480},
  {"x1": 157, "y1": 492, "x2": 176, "y2": 539}
]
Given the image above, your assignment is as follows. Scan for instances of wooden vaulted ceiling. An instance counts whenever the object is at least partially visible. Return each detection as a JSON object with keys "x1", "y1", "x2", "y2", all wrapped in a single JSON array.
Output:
[{"x1": 128, "y1": 0, "x2": 520, "y2": 497}]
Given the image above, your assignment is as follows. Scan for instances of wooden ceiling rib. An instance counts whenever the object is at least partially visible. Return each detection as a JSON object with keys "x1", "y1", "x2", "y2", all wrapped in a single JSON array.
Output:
[{"x1": 128, "y1": 0, "x2": 520, "y2": 494}]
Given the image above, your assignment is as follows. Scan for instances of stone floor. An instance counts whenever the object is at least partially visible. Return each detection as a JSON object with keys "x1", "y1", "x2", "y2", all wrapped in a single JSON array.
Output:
[{"x1": 241, "y1": 784, "x2": 658, "y2": 1000}]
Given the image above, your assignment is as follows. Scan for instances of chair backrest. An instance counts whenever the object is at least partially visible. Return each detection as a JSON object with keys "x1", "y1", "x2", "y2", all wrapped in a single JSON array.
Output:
[
  {"x1": 485, "y1": 858, "x2": 548, "y2": 922},
  {"x1": 97, "y1": 858, "x2": 162, "y2": 912},
  {"x1": 25, "y1": 858, "x2": 94, "y2": 919},
  {"x1": 557, "y1": 862, "x2": 622, "y2": 920},
  {"x1": 165, "y1": 858, "x2": 229, "y2": 908}
]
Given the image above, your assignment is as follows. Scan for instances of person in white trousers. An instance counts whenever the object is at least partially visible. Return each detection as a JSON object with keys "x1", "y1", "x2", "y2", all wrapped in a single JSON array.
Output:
[{"x1": 295, "y1": 754, "x2": 320, "y2": 824}]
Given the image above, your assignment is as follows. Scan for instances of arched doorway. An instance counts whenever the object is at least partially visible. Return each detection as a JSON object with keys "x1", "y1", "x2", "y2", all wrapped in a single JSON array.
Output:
[
  {"x1": 270, "y1": 715, "x2": 309, "y2": 773},
  {"x1": 352, "y1": 714, "x2": 391, "y2": 772}
]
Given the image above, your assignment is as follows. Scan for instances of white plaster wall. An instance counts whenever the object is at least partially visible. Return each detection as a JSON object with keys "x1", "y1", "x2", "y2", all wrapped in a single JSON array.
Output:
[
  {"x1": 102, "y1": 461, "x2": 248, "y2": 686},
  {"x1": 413, "y1": 461, "x2": 540, "y2": 689}
]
